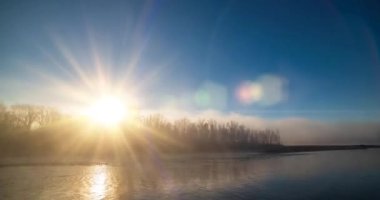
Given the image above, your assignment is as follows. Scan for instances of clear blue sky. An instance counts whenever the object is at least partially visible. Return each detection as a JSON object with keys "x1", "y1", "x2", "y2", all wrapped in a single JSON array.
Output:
[{"x1": 1, "y1": 0, "x2": 380, "y2": 121}]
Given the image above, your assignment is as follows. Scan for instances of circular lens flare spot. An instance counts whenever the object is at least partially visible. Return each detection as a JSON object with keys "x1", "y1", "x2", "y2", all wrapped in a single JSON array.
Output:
[{"x1": 237, "y1": 82, "x2": 262, "y2": 104}]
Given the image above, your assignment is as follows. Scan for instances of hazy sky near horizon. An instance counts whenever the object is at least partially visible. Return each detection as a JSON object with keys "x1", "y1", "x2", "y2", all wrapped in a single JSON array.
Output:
[{"x1": 1, "y1": 0, "x2": 380, "y2": 121}]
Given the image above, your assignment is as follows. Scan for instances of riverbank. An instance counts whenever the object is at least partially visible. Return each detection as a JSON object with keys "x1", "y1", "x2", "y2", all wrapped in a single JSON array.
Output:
[{"x1": 262, "y1": 145, "x2": 380, "y2": 153}]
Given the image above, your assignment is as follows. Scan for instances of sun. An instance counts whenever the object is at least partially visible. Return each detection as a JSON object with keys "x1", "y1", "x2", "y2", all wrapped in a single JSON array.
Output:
[{"x1": 85, "y1": 95, "x2": 128, "y2": 126}]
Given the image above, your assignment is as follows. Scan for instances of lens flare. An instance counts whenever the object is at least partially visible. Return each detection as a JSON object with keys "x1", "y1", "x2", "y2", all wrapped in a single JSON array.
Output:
[
  {"x1": 236, "y1": 81, "x2": 262, "y2": 104},
  {"x1": 194, "y1": 81, "x2": 227, "y2": 109},
  {"x1": 236, "y1": 75, "x2": 287, "y2": 106}
]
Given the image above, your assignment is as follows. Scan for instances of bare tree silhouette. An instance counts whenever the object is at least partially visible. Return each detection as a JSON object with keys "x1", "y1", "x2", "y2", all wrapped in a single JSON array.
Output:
[{"x1": 0, "y1": 103, "x2": 281, "y2": 157}]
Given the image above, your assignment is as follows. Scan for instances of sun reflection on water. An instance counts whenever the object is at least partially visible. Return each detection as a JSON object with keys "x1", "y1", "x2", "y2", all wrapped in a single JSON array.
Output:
[{"x1": 90, "y1": 165, "x2": 109, "y2": 200}]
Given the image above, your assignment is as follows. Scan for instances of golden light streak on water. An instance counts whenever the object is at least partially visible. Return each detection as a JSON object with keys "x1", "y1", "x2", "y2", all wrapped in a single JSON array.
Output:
[{"x1": 90, "y1": 165, "x2": 110, "y2": 200}]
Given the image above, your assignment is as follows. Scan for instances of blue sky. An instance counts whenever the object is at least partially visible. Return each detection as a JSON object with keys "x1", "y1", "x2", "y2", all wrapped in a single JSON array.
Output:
[{"x1": 1, "y1": 0, "x2": 380, "y2": 121}]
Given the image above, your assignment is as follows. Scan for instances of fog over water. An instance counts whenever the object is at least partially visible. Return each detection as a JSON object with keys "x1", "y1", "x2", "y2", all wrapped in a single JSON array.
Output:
[{"x1": 152, "y1": 110, "x2": 380, "y2": 145}]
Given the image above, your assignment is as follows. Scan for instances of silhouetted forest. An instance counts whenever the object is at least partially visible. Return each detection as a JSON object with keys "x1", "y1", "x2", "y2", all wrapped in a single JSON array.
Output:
[{"x1": 0, "y1": 103, "x2": 281, "y2": 158}]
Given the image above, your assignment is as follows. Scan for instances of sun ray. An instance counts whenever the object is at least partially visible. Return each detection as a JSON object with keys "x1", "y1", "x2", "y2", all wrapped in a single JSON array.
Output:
[{"x1": 51, "y1": 36, "x2": 95, "y2": 89}]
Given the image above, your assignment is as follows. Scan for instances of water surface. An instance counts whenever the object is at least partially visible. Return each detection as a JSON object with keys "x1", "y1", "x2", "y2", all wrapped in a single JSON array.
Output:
[{"x1": 1, "y1": 149, "x2": 380, "y2": 199}]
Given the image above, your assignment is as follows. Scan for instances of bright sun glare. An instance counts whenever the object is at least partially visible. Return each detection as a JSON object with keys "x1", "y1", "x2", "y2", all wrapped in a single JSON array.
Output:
[{"x1": 86, "y1": 95, "x2": 128, "y2": 126}]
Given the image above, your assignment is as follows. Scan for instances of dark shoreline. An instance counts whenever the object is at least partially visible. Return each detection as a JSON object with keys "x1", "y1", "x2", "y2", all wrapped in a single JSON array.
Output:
[
  {"x1": 1, "y1": 145, "x2": 379, "y2": 158},
  {"x1": 261, "y1": 145, "x2": 380, "y2": 153},
  {"x1": 1, "y1": 145, "x2": 379, "y2": 167}
]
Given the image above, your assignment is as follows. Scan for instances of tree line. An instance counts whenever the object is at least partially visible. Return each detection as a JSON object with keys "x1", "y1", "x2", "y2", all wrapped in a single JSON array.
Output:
[
  {"x1": 139, "y1": 115, "x2": 281, "y2": 152},
  {"x1": 0, "y1": 103, "x2": 281, "y2": 157},
  {"x1": 0, "y1": 103, "x2": 61, "y2": 130}
]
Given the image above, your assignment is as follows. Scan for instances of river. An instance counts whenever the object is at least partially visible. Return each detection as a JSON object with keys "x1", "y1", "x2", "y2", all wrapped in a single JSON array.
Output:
[{"x1": 1, "y1": 149, "x2": 380, "y2": 199}]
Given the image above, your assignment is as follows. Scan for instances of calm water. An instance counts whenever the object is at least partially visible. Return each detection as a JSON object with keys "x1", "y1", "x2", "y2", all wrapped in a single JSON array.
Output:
[{"x1": 1, "y1": 149, "x2": 380, "y2": 200}]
